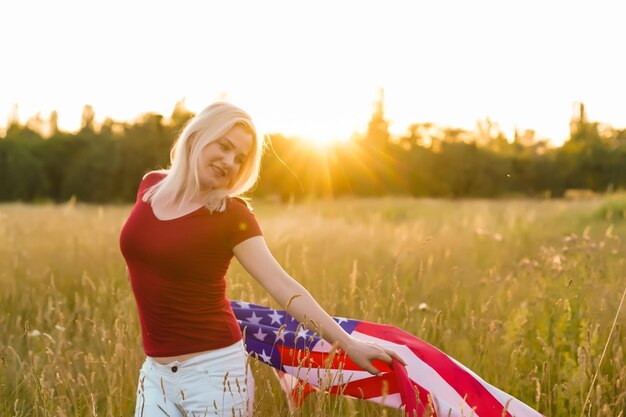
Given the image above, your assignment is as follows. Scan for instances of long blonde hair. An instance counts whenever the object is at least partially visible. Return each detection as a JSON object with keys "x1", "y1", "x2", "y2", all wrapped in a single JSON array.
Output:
[{"x1": 143, "y1": 102, "x2": 263, "y2": 212}]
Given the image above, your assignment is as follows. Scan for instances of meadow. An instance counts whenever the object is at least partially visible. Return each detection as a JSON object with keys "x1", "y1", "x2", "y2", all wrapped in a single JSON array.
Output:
[{"x1": 1, "y1": 196, "x2": 624, "y2": 417}]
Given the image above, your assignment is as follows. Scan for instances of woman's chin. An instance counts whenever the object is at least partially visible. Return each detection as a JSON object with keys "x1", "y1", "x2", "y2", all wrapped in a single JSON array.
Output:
[
  {"x1": 198, "y1": 182, "x2": 215, "y2": 192},
  {"x1": 199, "y1": 182, "x2": 228, "y2": 193},
  {"x1": 201, "y1": 176, "x2": 230, "y2": 191}
]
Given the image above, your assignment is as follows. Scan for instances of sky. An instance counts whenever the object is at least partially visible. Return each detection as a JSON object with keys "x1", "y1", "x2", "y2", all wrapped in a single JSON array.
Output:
[{"x1": 0, "y1": 0, "x2": 624, "y2": 146}]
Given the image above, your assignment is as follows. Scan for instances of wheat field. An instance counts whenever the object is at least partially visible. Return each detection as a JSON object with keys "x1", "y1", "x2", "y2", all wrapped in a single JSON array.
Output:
[{"x1": 1, "y1": 196, "x2": 625, "y2": 416}]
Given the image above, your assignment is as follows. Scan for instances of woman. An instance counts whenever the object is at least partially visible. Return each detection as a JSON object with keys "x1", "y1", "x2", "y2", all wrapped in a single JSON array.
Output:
[{"x1": 119, "y1": 102, "x2": 405, "y2": 416}]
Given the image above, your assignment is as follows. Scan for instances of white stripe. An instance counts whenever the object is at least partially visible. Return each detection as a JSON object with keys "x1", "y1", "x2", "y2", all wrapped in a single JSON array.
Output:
[
  {"x1": 361, "y1": 392, "x2": 403, "y2": 408},
  {"x1": 281, "y1": 367, "x2": 403, "y2": 409},
  {"x1": 311, "y1": 338, "x2": 334, "y2": 352},
  {"x1": 350, "y1": 330, "x2": 478, "y2": 417},
  {"x1": 449, "y1": 356, "x2": 543, "y2": 417},
  {"x1": 283, "y1": 365, "x2": 372, "y2": 388},
  {"x1": 347, "y1": 392, "x2": 486, "y2": 417}
]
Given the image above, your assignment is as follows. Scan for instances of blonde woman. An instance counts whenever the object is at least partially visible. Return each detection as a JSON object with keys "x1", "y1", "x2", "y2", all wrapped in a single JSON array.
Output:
[{"x1": 119, "y1": 102, "x2": 405, "y2": 416}]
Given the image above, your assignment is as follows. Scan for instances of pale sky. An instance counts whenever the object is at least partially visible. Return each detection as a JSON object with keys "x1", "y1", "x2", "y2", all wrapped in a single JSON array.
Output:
[{"x1": 1, "y1": 0, "x2": 624, "y2": 145}]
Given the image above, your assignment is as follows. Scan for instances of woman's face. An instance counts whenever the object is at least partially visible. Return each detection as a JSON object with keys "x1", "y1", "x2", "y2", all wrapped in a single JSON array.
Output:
[{"x1": 197, "y1": 124, "x2": 254, "y2": 190}]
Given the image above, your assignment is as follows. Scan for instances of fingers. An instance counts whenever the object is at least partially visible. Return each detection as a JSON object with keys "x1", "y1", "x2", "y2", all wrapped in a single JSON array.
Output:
[
  {"x1": 386, "y1": 349, "x2": 407, "y2": 366},
  {"x1": 371, "y1": 343, "x2": 407, "y2": 367},
  {"x1": 351, "y1": 340, "x2": 407, "y2": 374},
  {"x1": 363, "y1": 350, "x2": 405, "y2": 376},
  {"x1": 359, "y1": 345, "x2": 384, "y2": 375},
  {"x1": 364, "y1": 363, "x2": 382, "y2": 376}
]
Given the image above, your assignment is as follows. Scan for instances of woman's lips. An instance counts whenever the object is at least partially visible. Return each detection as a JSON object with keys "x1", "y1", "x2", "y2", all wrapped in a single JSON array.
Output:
[{"x1": 212, "y1": 165, "x2": 226, "y2": 177}]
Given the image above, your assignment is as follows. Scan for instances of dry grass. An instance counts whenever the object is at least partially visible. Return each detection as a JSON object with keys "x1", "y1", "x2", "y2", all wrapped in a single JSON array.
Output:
[{"x1": 0, "y1": 196, "x2": 624, "y2": 416}]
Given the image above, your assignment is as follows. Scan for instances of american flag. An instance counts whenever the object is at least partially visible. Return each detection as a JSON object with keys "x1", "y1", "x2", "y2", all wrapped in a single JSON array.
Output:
[{"x1": 231, "y1": 300, "x2": 544, "y2": 417}]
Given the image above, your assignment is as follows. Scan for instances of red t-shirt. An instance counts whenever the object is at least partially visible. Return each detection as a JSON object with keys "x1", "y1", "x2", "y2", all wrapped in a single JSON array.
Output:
[{"x1": 119, "y1": 172, "x2": 263, "y2": 357}]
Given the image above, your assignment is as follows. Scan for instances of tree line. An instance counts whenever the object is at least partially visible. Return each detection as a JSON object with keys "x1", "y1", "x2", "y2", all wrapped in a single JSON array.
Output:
[{"x1": 1, "y1": 97, "x2": 625, "y2": 203}]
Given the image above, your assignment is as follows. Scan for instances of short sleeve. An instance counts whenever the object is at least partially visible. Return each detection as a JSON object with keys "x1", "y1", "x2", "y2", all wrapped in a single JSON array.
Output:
[
  {"x1": 226, "y1": 198, "x2": 263, "y2": 248},
  {"x1": 136, "y1": 171, "x2": 166, "y2": 202}
]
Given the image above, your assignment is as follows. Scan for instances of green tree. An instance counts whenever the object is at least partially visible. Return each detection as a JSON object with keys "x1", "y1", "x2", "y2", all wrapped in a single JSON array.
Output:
[
  {"x1": 80, "y1": 104, "x2": 96, "y2": 132},
  {"x1": 363, "y1": 88, "x2": 390, "y2": 150},
  {"x1": 0, "y1": 139, "x2": 49, "y2": 201}
]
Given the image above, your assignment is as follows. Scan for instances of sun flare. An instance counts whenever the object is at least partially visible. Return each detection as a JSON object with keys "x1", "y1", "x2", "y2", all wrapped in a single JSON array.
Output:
[{"x1": 300, "y1": 135, "x2": 350, "y2": 148}]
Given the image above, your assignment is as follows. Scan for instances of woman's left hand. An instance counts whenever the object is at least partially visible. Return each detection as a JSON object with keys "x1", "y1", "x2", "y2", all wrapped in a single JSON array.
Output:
[{"x1": 342, "y1": 337, "x2": 407, "y2": 375}]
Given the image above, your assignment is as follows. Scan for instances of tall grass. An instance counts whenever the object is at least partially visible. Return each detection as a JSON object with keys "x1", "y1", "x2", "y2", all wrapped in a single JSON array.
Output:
[{"x1": 1, "y1": 197, "x2": 624, "y2": 416}]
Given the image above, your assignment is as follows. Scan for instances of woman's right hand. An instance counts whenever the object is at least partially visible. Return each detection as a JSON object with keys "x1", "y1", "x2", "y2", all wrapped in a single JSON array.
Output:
[{"x1": 342, "y1": 337, "x2": 406, "y2": 375}]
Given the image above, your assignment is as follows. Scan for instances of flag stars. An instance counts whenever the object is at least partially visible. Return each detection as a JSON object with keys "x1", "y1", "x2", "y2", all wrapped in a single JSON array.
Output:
[
  {"x1": 295, "y1": 328, "x2": 309, "y2": 340},
  {"x1": 273, "y1": 329, "x2": 286, "y2": 342},
  {"x1": 257, "y1": 349, "x2": 271, "y2": 363},
  {"x1": 268, "y1": 310, "x2": 284, "y2": 325},
  {"x1": 246, "y1": 312, "x2": 263, "y2": 325},
  {"x1": 253, "y1": 327, "x2": 267, "y2": 341}
]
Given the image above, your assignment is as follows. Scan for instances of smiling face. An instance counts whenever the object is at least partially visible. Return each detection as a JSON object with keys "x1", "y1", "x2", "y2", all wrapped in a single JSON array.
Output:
[{"x1": 197, "y1": 124, "x2": 254, "y2": 191}]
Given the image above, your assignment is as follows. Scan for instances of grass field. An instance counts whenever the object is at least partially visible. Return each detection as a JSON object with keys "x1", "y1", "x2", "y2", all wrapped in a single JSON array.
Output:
[{"x1": 1, "y1": 196, "x2": 625, "y2": 416}]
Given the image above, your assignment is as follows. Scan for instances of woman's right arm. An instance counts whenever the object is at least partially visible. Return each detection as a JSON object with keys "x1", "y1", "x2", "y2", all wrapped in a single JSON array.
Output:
[{"x1": 233, "y1": 236, "x2": 406, "y2": 375}]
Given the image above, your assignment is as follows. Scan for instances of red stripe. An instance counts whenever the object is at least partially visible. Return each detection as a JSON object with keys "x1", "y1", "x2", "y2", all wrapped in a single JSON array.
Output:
[
  {"x1": 277, "y1": 348, "x2": 439, "y2": 417},
  {"x1": 328, "y1": 372, "x2": 398, "y2": 399},
  {"x1": 325, "y1": 370, "x2": 438, "y2": 417},
  {"x1": 290, "y1": 381, "x2": 316, "y2": 407},
  {"x1": 392, "y1": 358, "x2": 438, "y2": 417},
  {"x1": 277, "y1": 345, "x2": 392, "y2": 373},
  {"x1": 412, "y1": 381, "x2": 437, "y2": 417},
  {"x1": 357, "y1": 322, "x2": 513, "y2": 417},
  {"x1": 394, "y1": 358, "x2": 418, "y2": 416}
]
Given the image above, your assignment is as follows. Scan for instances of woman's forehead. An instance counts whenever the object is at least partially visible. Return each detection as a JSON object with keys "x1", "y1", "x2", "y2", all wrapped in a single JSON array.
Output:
[{"x1": 222, "y1": 125, "x2": 254, "y2": 155}]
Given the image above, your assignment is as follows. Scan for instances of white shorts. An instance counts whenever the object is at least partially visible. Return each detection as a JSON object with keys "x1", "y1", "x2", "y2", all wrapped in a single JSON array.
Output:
[{"x1": 134, "y1": 340, "x2": 253, "y2": 417}]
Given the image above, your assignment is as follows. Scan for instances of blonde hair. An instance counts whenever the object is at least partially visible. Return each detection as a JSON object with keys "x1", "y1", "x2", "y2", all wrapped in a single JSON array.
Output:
[{"x1": 143, "y1": 102, "x2": 263, "y2": 212}]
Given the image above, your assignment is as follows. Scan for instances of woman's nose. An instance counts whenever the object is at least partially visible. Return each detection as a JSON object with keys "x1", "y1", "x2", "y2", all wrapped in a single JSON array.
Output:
[{"x1": 221, "y1": 152, "x2": 236, "y2": 168}]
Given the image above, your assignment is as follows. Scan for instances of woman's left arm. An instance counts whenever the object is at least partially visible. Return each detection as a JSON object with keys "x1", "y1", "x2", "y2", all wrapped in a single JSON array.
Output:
[{"x1": 233, "y1": 236, "x2": 406, "y2": 375}]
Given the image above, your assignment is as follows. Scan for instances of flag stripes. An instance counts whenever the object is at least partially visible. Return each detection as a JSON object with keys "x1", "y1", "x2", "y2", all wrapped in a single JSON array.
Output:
[{"x1": 231, "y1": 300, "x2": 544, "y2": 417}]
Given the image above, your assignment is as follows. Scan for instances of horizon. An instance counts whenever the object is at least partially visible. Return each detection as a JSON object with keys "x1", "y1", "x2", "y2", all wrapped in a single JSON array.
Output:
[
  {"x1": 0, "y1": 97, "x2": 611, "y2": 148},
  {"x1": 1, "y1": 1, "x2": 624, "y2": 147}
]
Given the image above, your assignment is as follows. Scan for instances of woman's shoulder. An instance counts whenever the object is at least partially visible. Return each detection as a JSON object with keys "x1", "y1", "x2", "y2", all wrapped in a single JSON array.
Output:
[
  {"x1": 136, "y1": 170, "x2": 167, "y2": 200},
  {"x1": 221, "y1": 197, "x2": 258, "y2": 221},
  {"x1": 226, "y1": 196, "x2": 254, "y2": 212},
  {"x1": 223, "y1": 196, "x2": 263, "y2": 244},
  {"x1": 142, "y1": 170, "x2": 167, "y2": 184}
]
